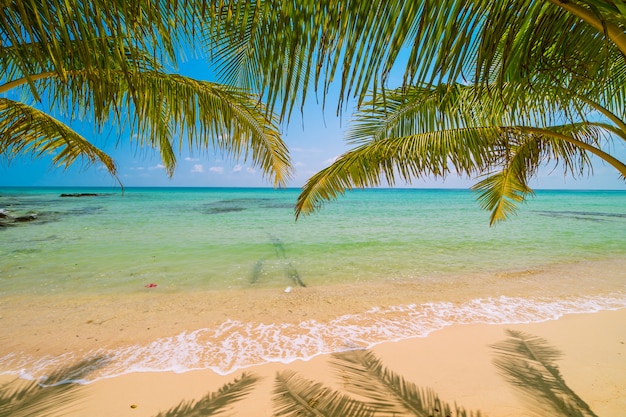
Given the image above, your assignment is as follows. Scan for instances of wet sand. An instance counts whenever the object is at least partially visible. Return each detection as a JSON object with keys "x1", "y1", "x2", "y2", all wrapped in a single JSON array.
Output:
[
  {"x1": 2, "y1": 308, "x2": 623, "y2": 416},
  {"x1": 1, "y1": 259, "x2": 625, "y2": 416}
]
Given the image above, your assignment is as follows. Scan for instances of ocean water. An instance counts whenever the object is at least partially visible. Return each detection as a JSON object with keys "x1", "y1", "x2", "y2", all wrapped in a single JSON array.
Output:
[{"x1": 1, "y1": 187, "x2": 626, "y2": 381}]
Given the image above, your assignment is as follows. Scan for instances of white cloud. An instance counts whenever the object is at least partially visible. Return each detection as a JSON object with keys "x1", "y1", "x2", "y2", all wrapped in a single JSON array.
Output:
[
  {"x1": 185, "y1": 157, "x2": 200, "y2": 162},
  {"x1": 246, "y1": 167, "x2": 256, "y2": 174},
  {"x1": 294, "y1": 162, "x2": 305, "y2": 167},
  {"x1": 191, "y1": 164, "x2": 204, "y2": 173},
  {"x1": 148, "y1": 164, "x2": 166, "y2": 171},
  {"x1": 209, "y1": 166, "x2": 224, "y2": 173},
  {"x1": 232, "y1": 164, "x2": 243, "y2": 172},
  {"x1": 324, "y1": 156, "x2": 340, "y2": 164}
]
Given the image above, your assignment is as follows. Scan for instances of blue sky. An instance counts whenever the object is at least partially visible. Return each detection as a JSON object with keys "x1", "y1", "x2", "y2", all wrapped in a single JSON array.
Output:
[{"x1": 1, "y1": 57, "x2": 625, "y2": 190}]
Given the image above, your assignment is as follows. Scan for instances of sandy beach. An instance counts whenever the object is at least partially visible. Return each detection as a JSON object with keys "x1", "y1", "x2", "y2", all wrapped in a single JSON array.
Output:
[
  {"x1": 2, "y1": 308, "x2": 624, "y2": 416},
  {"x1": 2, "y1": 190, "x2": 625, "y2": 416}
]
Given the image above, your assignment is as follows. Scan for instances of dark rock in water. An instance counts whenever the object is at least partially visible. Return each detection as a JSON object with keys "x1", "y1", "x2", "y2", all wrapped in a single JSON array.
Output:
[
  {"x1": 0, "y1": 210, "x2": 8, "y2": 218},
  {"x1": 60, "y1": 193, "x2": 100, "y2": 197},
  {"x1": 14, "y1": 214, "x2": 38, "y2": 222}
]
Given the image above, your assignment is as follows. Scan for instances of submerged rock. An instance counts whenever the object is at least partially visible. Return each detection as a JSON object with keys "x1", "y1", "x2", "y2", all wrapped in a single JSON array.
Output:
[
  {"x1": 14, "y1": 214, "x2": 37, "y2": 222},
  {"x1": 60, "y1": 193, "x2": 100, "y2": 197}
]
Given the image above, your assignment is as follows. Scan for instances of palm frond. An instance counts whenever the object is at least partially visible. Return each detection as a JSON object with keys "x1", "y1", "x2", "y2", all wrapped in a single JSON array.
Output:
[
  {"x1": 472, "y1": 170, "x2": 534, "y2": 226},
  {"x1": 111, "y1": 71, "x2": 292, "y2": 185},
  {"x1": 492, "y1": 330, "x2": 598, "y2": 417},
  {"x1": 0, "y1": 0, "x2": 202, "y2": 75},
  {"x1": 331, "y1": 350, "x2": 480, "y2": 417},
  {"x1": 273, "y1": 370, "x2": 375, "y2": 417},
  {"x1": 204, "y1": 0, "x2": 626, "y2": 115},
  {"x1": 8, "y1": 68, "x2": 292, "y2": 186},
  {"x1": 155, "y1": 372, "x2": 259, "y2": 417},
  {"x1": 0, "y1": 356, "x2": 109, "y2": 417},
  {"x1": 295, "y1": 127, "x2": 502, "y2": 219},
  {"x1": 206, "y1": 0, "x2": 425, "y2": 117},
  {"x1": 0, "y1": 98, "x2": 118, "y2": 181}
]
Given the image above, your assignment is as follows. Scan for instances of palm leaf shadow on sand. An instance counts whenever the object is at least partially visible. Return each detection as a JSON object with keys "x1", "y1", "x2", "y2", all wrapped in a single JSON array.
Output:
[
  {"x1": 491, "y1": 330, "x2": 598, "y2": 417},
  {"x1": 0, "y1": 356, "x2": 110, "y2": 417},
  {"x1": 273, "y1": 331, "x2": 599, "y2": 417},
  {"x1": 154, "y1": 372, "x2": 259, "y2": 417},
  {"x1": 273, "y1": 350, "x2": 481, "y2": 417},
  {"x1": 330, "y1": 350, "x2": 481, "y2": 417},
  {"x1": 273, "y1": 369, "x2": 376, "y2": 417}
]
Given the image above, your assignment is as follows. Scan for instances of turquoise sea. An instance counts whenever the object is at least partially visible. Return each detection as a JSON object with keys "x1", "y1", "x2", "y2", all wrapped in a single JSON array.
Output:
[{"x1": 1, "y1": 187, "x2": 626, "y2": 381}]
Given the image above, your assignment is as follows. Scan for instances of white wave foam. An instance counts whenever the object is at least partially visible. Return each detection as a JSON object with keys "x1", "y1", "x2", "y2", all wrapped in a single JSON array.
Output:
[{"x1": 2, "y1": 293, "x2": 625, "y2": 383}]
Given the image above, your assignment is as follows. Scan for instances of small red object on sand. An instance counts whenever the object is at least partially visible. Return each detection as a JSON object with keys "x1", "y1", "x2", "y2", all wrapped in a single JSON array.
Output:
[{"x1": 145, "y1": 283, "x2": 158, "y2": 288}]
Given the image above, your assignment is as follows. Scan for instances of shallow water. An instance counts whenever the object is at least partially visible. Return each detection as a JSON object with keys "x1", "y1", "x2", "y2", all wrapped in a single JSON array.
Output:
[{"x1": 1, "y1": 187, "x2": 625, "y2": 381}]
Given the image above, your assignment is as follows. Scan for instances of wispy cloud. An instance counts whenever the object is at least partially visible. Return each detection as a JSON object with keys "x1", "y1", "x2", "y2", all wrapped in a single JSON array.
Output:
[
  {"x1": 191, "y1": 164, "x2": 204, "y2": 173},
  {"x1": 246, "y1": 167, "x2": 256, "y2": 174},
  {"x1": 209, "y1": 166, "x2": 224, "y2": 173},
  {"x1": 185, "y1": 156, "x2": 200, "y2": 162},
  {"x1": 148, "y1": 164, "x2": 166, "y2": 171},
  {"x1": 324, "y1": 156, "x2": 340, "y2": 164},
  {"x1": 232, "y1": 164, "x2": 243, "y2": 172}
]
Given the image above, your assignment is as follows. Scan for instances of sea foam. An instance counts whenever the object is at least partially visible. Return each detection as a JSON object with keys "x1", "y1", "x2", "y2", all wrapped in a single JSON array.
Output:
[{"x1": 2, "y1": 292, "x2": 625, "y2": 384}]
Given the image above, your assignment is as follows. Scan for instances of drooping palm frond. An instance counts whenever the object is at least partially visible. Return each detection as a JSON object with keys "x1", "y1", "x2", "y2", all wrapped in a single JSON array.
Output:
[
  {"x1": 295, "y1": 127, "x2": 501, "y2": 219},
  {"x1": 331, "y1": 350, "x2": 480, "y2": 417},
  {"x1": 1, "y1": 1, "x2": 294, "y2": 186},
  {"x1": 491, "y1": 330, "x2": 598, "y2": 417},
  {"x1": 205, "y1": 0, "x2": 626, "y2": 115},
  {"x1": 155, "y1": 372, "x2": 259, "y2": 417},
  {"x1": 0, "y1": 0, "x2": 203, "y2": 78},
  {"x1": 0, "y1": 98, "x2": 118, "y2": 181},
  {"x1": 2, "y1": 34, "x2": 292, "y2": 186},
  {"x1": 471, "y1": 123, "x2": 608, "y2": 225},
  {"x1": 295, "y1": 78, "x2": 626, "y2": 222},
  {"x1": 206, "y1": 0, "x2": 428, "y2": 118},
  {"x1": 0, "y1": 356, "x2": 109, "y2": 417},
  {"x1": 273, "y1": 370, "x2": 375, "y2": 417}
]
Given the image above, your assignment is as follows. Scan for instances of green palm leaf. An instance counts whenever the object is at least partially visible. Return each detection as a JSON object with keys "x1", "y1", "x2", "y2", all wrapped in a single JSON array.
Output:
[
  {"x1": 295, "y1": 79, "x2": 625, "y2": 222},
  {"x1": 2, "y1": 36, "x2": 292, "y2": 185},
  {"x1": 0, "y1": 98, "x2": 118, "y2": 180},
  {"x1": 295, "y1": 127, "x2": 500, "y2": 219},
  {"x1": 2, "y1": 2, "x2": 293, "y2": 186},
  {"x1": 273, "y1": 370, "x2": 375, "y2": 417}
]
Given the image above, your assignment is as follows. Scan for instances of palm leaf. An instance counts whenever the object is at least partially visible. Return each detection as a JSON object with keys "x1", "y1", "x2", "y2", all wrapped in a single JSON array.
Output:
[
  {"x1": 295, "y1": 76, "x2": 626, "y2": 222},
  {"x1": 492, "y1": 330, "x2": 598, "y2": 417},
  {"x1": 155, "y1": 372, "x2": 259, "y2": 417},
  {"x1": 294, "y1": 126, "x2": 505, "y2": 219},
  {"x1": 273, "y1": 370, "x2": 375, "y2": 417},
  {"x1": 0, "y1": 98, "x2": 119, "y2": 181},
  {"x1": 4, "y1": 53, "x2": 293, "y2": 186},
  {"x1": 0, "y1": 0, "x2": 201, "y2": 77}
]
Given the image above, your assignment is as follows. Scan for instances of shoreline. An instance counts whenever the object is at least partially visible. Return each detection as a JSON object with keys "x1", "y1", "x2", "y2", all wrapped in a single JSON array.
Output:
[
  {"x1": 1, "y1": 258, "x2": 626, "y2": 382},
  {"x1": 2, "y1": 308, "x2": 624, "y2": 416}
]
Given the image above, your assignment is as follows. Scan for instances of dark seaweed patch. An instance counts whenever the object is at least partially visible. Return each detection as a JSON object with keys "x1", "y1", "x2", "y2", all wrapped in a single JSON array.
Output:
[
  {"x1": 200, "y1": 198, "x2": 293, "y2": 214},
  {"x1": 532, "y1": 210, "x2": 626, "y2": 222},
  {"x1": 202, "y1": 206, "x2": 247, "y2": 214}
]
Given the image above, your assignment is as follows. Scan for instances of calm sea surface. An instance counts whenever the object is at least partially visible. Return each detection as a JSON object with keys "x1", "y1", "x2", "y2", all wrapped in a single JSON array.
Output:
[{"x1": 1, "y1": 187, "x2": 625, "y2": 380}]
